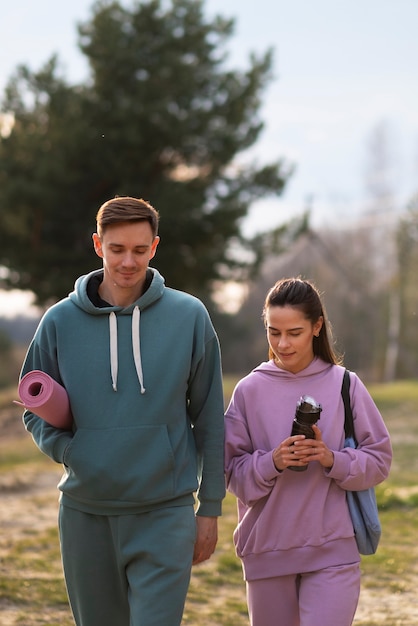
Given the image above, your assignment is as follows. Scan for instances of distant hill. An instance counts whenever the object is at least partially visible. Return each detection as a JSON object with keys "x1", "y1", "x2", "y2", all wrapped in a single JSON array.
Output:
[{"x1": 0, "y1": 315, "x2": 40, "y2": 347}]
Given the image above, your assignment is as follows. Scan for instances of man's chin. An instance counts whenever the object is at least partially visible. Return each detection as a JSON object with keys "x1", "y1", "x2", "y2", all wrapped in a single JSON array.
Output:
[{"x1": 116, "y1": 275, "x2": 140, "y2": 287}]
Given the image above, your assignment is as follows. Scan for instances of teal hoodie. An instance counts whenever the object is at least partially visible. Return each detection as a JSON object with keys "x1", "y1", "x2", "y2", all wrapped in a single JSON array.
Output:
[{"x1": 21, "y1": 268, "x2": 225, "y2": 517}]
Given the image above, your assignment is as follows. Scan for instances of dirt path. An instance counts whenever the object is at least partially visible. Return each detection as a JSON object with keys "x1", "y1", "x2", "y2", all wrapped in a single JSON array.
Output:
[{"x1": 1, "y1": 411, "x2": 418, "y2": 625}]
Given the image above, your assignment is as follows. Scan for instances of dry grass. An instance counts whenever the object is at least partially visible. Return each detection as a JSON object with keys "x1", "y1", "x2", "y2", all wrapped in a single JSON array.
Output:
[{"x1": 1, "y1": 378, "x2": 418, "y2": 625}]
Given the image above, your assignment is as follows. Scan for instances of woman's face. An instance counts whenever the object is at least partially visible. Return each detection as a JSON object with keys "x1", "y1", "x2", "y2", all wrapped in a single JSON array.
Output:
[{"x1": 265, "y1": 305, "x2": 323, "y2": 374}]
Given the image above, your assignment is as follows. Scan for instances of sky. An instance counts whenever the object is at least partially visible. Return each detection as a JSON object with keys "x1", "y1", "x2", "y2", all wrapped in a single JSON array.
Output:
[{"x1": 0, "y1": 0, "x2": 417, "y2": 315}]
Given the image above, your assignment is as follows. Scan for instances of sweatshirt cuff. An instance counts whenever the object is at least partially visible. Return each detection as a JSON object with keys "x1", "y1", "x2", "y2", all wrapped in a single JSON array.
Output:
[
  {"x1": 324, "y1": 450, "x2": 351, "y2": 480},
  {"x1": 52, "y1": 433, "x2": 74, "y2": 464},
  {"x1": 260, "y1": 451, "x2": 283, "y2": 481},
  {"x1": 196, "y1": 500, "x2": 222, "y2": 517}
]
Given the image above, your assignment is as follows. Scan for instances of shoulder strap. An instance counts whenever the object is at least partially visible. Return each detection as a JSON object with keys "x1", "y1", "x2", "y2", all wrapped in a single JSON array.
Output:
[{"x1": 341, "y1": 369, "x2": 356, "y2": 442}]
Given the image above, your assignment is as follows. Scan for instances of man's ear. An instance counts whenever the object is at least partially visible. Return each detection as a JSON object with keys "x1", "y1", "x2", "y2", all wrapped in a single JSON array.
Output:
[
  {"x1": 92, "y1": 233, "x2": 103, "y2": 258},
  {"x1": 149, "y1": 236, "x2": 160, "y2": 260}
]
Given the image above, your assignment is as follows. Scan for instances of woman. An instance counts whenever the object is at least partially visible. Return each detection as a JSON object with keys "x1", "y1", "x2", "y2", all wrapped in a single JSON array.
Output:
[{"x1": 224, "y1": 277, "x2": 392, "y2": 626}]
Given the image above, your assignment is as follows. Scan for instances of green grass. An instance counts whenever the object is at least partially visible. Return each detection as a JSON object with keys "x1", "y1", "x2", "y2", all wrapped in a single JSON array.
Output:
[
  {"x1": 1, "y1": 378, "x2": 418, "y2": 625},
  {"x1": 0, "y1": 438, "x2": 50, "y2": 471},
  {"x1": 0, "y1": 523, "x2": 73, "y2": 625}
]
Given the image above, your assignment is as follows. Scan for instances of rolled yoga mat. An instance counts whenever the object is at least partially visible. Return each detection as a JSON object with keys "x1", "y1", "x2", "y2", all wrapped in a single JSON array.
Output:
[{"x1": 15, "y1": 370, "x2": 73, "y2": 429}]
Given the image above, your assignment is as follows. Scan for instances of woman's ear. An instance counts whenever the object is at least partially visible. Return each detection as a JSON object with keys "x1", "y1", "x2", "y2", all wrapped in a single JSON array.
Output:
[{"x1": 314, "y1": 316, "x2": 324, "y2": 337}]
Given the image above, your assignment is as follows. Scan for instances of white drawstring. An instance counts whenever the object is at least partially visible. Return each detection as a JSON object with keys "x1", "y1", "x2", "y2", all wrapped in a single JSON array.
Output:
[
  {"x1": 109, "y1": 312, "x2": 118, "y2": 392},
  {"x1": 108, "y1": 308, "x2": 146, "y2": 394},
  {"x1": 132, "y1": 306, "x2": 146, "y2": 394}
]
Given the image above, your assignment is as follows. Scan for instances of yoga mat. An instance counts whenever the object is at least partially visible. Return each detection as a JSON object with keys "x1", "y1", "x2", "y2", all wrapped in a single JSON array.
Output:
[{"x1": 15, "y1": 370, "x2": 73, "y2": 430}]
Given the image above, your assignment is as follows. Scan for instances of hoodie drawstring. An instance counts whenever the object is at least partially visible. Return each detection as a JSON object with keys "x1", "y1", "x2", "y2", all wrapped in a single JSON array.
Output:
[
  {"x1": 108, "y1": 307, "x2": 146, "y2": 394},
  {"x1": 109, "y1": 312, "x2": 118, "y2": 392},
  {"x1": 132, "y1": 306, "x2": 146, "y2": 394}
]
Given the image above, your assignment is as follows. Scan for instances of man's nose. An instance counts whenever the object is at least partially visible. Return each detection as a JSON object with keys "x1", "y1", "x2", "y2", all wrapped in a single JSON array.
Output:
[{"x1": 121, "y1": 252, "x2": 136, "y2": 266}]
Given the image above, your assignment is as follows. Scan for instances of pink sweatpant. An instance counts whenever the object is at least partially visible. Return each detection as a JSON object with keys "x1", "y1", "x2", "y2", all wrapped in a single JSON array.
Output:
[{"x1": 246, "y1": 562, "x2": 360, "y2": 626}]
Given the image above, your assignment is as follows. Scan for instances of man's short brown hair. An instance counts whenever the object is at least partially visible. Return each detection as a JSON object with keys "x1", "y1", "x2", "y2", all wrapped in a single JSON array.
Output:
[{"x1": 96, "y1": 196, "x2": 160, "y2": 238}]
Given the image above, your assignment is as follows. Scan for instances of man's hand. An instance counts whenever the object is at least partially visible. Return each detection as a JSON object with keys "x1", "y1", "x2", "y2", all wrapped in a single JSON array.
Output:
[{"x1": 192, "y1": 516, "x2": 218, "y2": 565}]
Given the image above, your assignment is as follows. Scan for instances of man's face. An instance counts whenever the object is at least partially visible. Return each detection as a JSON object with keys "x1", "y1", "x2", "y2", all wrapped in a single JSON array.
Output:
[{"x1": 92, "y1": 221, "x2": 159, "y2": 294}]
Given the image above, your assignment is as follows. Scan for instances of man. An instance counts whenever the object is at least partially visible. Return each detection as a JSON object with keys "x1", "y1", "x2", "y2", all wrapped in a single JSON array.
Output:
[{"x1": 21, "y1": 196, "x2": 225, "y2": 626}]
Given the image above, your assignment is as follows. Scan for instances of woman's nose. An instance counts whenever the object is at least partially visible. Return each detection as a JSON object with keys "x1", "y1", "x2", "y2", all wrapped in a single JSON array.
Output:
[{"x1": 278, "y1": 335, "x2": 290, "y2": 348}]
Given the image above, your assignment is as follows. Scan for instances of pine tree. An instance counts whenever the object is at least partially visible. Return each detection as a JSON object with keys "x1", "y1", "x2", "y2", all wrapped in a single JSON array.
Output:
[{"x1": 0, "y1": 0, "x2": 292, "y2": 306}]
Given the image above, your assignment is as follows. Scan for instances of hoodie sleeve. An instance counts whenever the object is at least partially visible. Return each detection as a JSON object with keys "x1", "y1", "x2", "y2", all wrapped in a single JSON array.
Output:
[
  {"x1": 326, "y1": 372, "x2": 392, "y2": 490},
  {"x1": 20, "y1": 312, "x2": 73, "y2": 464},
  {"x1": 225, "y1": 384, "x2": 281, "y2": 507},
  {"x1": 187, "y1": 313, "x2": 225, "y2": 517}
]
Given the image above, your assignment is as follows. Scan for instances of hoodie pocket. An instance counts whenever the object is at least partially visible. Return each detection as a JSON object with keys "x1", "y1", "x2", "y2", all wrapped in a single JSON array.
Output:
[{"x1": 61, "y1": 425, "x2": 175, "y2": 504}]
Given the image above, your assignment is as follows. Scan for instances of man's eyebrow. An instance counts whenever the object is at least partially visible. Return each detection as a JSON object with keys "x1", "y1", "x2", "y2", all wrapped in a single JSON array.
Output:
[{"x1": 108, "y1": 243, "x2": 150, "y2": 249}]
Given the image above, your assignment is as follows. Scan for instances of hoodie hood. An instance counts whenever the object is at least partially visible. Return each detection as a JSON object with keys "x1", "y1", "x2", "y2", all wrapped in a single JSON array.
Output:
[
  {"x1": 252, "y1": 356, "x2": 332, "y2": 381},
  {"x1": 69, "y1": 267, "x2": 165, "y2": 315},
  {"x1": 68, "y1": 267, "x2": 165, "y2": 393}
]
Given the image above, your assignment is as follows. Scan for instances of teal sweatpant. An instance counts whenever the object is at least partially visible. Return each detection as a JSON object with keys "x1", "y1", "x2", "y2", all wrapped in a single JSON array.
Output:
[{"x1": 59, "y1": 503, "x2": 196, "y2": 626}]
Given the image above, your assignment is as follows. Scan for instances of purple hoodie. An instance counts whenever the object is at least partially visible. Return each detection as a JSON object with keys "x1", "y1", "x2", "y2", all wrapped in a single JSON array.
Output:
[{"x1": 224, "y1": 358, "x2": 392, "y2": 581}]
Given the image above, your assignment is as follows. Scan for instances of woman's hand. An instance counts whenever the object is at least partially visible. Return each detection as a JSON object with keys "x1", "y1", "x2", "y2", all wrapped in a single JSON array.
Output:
[
  {"x1": 272, "y1": 434, "x2": 307, "y2": 471},
  {"x1": 272, "y1": 425, "x2": 334, "y2": 471},
  {"x1": 292, "y1": 425, "x2": 334, "y2": 469}
]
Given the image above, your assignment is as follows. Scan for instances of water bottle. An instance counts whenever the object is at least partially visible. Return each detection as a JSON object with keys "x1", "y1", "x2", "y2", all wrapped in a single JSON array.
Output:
[{"x1": 288, "y1": 395, "x2": 322, "y2": 471}]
